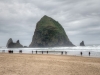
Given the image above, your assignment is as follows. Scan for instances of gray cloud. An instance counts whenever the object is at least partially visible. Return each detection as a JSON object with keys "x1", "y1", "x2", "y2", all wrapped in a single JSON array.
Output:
[{"x1": 0, "y1": 0, "x2": 100, "y2": 46}]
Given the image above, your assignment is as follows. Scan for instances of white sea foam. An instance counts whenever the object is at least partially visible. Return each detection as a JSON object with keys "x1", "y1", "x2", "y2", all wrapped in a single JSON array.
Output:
[{"x1": 0, "y1": 45, "x2": 100, "y2": 58}]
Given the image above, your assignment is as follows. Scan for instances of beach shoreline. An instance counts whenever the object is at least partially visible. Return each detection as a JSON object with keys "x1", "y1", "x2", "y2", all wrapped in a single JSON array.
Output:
[{"x1": 0, "y1": 54, "x2": 100, "y2": 75}]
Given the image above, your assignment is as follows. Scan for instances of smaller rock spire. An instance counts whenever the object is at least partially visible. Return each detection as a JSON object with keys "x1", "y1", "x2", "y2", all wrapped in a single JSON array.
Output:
[
  {"x1": 80, "y1": 41, "x2": 85, "y2": 46},
  {"x1": 16, "y1": 40, "x2": 19, "y2": 43}
]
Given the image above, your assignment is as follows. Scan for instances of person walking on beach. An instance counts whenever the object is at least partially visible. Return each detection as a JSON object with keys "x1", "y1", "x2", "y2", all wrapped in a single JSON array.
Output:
[
  {"x1": 8, "y1": 50, "x2": 13, "y2": 53},
  {"x1": 42, "y1": 51, "x2": 43, "y2": 54},
  {"x1": 32, "y1": 51, "x2": 33, "y2": 54},
  {"x1": 89, "y1": 52, "x2": 91, "y2": 56},
  {"x1": 61, "y1": 51, "x2": 63, "y2": 55},
  {"x1": 65, "y1": 51, "x2": 67, "y2": 55},
  {"x1": 47, "y1": 51, "x2": 48, "y2": 54},
  {"x1": 8, "y1": 50, "x2": 11, "y2": 53},
  {"x1": 80, "y1": 52, "x2": 82, "y2": 56},
  {"x1": 36, "y1": 51, "x2": 37, "y2": 54},
  {"x1": 12, "y1": 50, "x2": 13, "y2": 53},
  {"x1": 19, "y1": 50, "x2": 22, "y2": 53}
]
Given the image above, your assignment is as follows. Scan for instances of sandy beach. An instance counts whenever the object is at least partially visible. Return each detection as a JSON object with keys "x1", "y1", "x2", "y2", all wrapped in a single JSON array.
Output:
[{"x1": 0, "y1": 54, "x2": 100, "y2": 75}]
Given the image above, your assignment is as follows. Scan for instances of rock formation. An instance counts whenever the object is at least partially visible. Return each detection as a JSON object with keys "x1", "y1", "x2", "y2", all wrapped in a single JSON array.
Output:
[
  {"x1": 6, "y1": 38, "x2": 23, "y2": 48},
  {"x1": 80, "y1": 41, "x2": 85, "y2": 46},
  {"x1": 6, "y1": 38, "x2": 13, "y2": 47},
  {"x1": 29, "y1": 15, "x2": 74, "y2": 47}
]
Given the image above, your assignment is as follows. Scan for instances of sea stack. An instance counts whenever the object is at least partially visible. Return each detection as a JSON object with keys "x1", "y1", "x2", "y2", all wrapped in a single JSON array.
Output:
[
  {"x1": 6, "y1": 38, "x2": 23, "y2": 48},
  {"x1": 6, "y1": 38, "x2": 13, "y2": 47},
  {"x1": 29, "y1": 15, "x2": 74, "y2": 47},
  {"x1": 80, "y1": 41, "x2": 85, "y2": 46}
]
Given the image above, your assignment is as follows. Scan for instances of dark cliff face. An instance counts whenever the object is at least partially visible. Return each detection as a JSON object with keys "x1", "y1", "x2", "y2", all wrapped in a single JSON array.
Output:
[
  {"x1": 7, "y1": 38, "x2": 23, "y2": 48},
  {"x1": 29, "y1": 15, "x2": 74, "y2": 47},
  {"x1": 80, "y1": 41, "x2": 85, "y2": 46}
]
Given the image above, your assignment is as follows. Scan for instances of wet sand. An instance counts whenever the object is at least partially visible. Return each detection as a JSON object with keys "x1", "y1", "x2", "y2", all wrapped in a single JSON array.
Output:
[{"x1": 0, "y1": 53, "x2": 100, "y2": 75}]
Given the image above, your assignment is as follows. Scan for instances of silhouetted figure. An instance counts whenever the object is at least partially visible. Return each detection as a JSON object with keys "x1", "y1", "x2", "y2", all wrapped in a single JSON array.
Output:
[
  {"x1": 8, "y1": 50, "x2": 13, "y2": 53},
  {"x1": 32, "y1": 51, "x2": 33, "y2": 54},
  {"x1": 19, "y1": 50, "x2": 22, "y2": 53},
  {"x1": 80, "y1": 52, "x2": 82, "y2": 56},
  {"x1": 8, "y1": 50, "x2": 11, "y2": 53},
  {"x1": 42, "y1": 51, "x2": 43, "y2": 54},
  {"x1": 11, "y1": 50, "x2": 13, "y2": 53},
  {"x1": 89, "y1": 52, "x2": 91, "y2": 56},
  {"x1": 47, "y1": 51, "x2": 48, "y2": 54},
  {"x1": 65, "y1": 51, "x2": 67, "y2": 55},
  {"x1": 36, "y1": 51, "x2": 37, "y2": 54},
  {"x1": 61, "y1": 51, "x2": 63, "y2": 55}
]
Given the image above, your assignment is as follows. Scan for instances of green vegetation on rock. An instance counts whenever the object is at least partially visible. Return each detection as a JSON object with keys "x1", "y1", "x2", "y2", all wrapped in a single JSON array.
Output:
[{"x1": 29, "y1": 15, "x2": 74, "y2": 47}]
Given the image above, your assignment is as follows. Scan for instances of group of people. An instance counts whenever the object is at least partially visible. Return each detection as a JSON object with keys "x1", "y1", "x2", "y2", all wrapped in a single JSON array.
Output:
[
  {"x1": 8, "y1": 50, "x2": 22, "y2": 53},
  {"x1": 32, "y1": 51, "x2": 49, "y2": 54},
  {"x1": 19, "y1": 50, "x2": 22, "y2": 53},
  {"x1": 61, "y1": 51, "x2": 67, "y2": 55},
  {"x1": 61, "y1": 51, "x2": 91, "y2": 56},
  {"x1": 8, "y1": 50, "x2": 13, "y2": 53},
  {"x1": 80, "y1": 52, "x2": 91, "y2": 56},
  {"x1": 2, "y1": 50, "x2": 91, "y2": 56}
]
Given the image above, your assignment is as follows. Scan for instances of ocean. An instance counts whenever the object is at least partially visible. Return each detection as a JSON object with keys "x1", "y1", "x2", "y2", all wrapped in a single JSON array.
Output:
[{"x1": 0, "y1": 45, "x2": 100, "y2": 58}]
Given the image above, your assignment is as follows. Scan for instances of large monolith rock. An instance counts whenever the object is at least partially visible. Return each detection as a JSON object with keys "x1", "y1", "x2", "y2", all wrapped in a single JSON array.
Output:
[
  {"x1": 6, "y1": 38, "x2": 23, "y2": 48},
  {"x1": 29, "y1": 15, "x2": 74, "y2": 47},
  {"x1": 80, "y1": 41, "x2": 85, "y2": 46}
]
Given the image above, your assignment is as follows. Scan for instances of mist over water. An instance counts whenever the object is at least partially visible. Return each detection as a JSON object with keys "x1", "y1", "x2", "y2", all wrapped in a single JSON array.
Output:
[{"x1": 0, "y1": 45, "x2": 100, "y2": 58}]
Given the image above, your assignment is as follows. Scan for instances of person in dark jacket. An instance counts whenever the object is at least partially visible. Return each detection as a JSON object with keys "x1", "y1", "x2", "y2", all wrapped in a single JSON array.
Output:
[
  {"x1": 36, "y1": 51, "x2": 37, "y2": 54},
  {"x1": 89, "y1": 52, "x2": 91, "y2": 56},
  {"x1": 19, "y1": 50, "x2": 22, "y2": 53},
  {"x1": 80, "y1": 52, "x2": 82, "y2": 56},
  {"x1": 47, "y1": 51, "x2": 48, "y2": 54},
  {"x1": 61, "y1": 51, "x2": 63, "y2": 55}
]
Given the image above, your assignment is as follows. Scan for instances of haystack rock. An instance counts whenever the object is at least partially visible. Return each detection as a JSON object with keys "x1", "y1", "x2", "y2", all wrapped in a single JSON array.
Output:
[
  {"x1": 6, "y1": 38, "x2": 23, "y2": 48},
  {"x1": 29, "y1": 15, "x2": 74, "y2": 47},
  {"x1": 80, "y1": 41, "x2": 85, "y2": 46}
]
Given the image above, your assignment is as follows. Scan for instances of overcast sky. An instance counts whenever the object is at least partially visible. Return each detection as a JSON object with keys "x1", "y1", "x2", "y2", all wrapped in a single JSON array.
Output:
[{"x1": 0, "y1": 0, "x2": 100, "y2": 46}]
